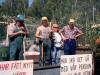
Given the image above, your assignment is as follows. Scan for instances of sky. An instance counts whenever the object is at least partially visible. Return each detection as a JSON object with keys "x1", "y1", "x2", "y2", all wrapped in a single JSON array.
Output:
[
  {"x1": 0, "y1": 0, "x2": 5, "y2": 5},
  {"x1": 0, "y1": 0, "x2": 34, "y2": 7},
  {"x1": 29, "y1": 0, "x2": 34, "y2": 7}
]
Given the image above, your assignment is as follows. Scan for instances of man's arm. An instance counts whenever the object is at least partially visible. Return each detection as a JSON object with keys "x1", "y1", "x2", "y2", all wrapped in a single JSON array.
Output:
[
  {"x1": 8, "y1": 24, "x2": 19, "y2": 38},
  {"x1": 9, "y1": 31, "x2": 27, "y2": 38},
  {"x1": 59, "y1": 27, "x2": 66, "y2": 41},
  {"x1": 9, "y1": 32, "x2": 20, "y2": 38},
  {"x1": 75, "y1": 28, "x2": 83, "y2": 38},
  {"x1": 8, "y1": 24, "x2": 28, "y2": 38},
  {"x1": 59, "y1": 31, "x2": 66, "y2": 41},
  {"x1": 19, "y1": 26, "x2": 29, "y2": 36}
]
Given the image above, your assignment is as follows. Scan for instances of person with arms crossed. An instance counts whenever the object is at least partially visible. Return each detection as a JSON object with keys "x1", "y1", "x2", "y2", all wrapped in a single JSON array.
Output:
[{"x1": 8, "y1": 14, "x2": 29, "y2": 60}]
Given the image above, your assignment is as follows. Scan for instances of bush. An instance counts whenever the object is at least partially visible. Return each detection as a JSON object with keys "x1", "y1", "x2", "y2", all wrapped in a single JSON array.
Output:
[{"x1": 0, "y1": 47, "x2": 9, "y2": 61}]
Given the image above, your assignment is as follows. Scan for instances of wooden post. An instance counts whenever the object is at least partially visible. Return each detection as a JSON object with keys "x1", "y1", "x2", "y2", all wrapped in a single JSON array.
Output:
[
  {"x1": 50, "y1": 22, "x2": 52, "y2": 30},
  {"x1": 42, "y1": 42, "x2": 44, "y2": 65},
  {"x1": 6, "y1": 25, "x2": 8, "y2": 45},
  {"x1": 23, "y1": 39, "x2": 26, "y2": 60}
]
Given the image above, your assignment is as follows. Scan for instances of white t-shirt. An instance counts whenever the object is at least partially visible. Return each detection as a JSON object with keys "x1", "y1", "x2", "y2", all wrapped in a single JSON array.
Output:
[{"x1": 52, "y1": 32, "x2": 62, "y2": 47}]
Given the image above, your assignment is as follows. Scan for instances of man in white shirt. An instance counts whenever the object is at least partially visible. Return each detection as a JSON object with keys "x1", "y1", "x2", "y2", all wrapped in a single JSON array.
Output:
[{"x1": 51, "y1": 24, "x2": 62, "y2": 65}]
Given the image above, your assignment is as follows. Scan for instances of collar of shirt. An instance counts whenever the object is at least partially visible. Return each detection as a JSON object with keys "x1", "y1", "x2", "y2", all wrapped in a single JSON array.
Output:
[{"x1": 67, "y1": 25, "x2": 75, "y2": 31}]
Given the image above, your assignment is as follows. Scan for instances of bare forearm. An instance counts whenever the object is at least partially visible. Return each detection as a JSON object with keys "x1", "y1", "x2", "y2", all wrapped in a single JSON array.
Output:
[
  {"x1": 76, "y1": 33, "x2": 83, "y2": 38},
  {"x1": 9, "y1": 32, "x2": 19, "y2": 38},
  {"x1": 35, "y1": 34, "x2": 40, "y2": 38},
  {"x1": 35, "y1": 34, "x2": 43, "y2": 38},
  {"x1": 59, "y1": 31, "x2": 66, "y2": 40},
  {"x1": 9, "y1": 31, "x2": 29, "y2": 38}
]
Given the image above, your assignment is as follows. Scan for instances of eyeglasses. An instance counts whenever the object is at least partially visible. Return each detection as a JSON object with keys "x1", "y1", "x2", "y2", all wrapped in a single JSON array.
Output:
[{"x1": 53, "y1": 27, "x2": 59, "y2": 28}]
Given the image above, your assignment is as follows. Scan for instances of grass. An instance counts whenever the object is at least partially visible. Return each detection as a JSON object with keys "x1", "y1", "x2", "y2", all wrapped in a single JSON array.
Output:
[{"x1": 0, "y1": 47, "x2": 9, "y2": 61}]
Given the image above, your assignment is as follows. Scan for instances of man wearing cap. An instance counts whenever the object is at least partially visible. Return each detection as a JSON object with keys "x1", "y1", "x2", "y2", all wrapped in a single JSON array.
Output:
[
  {"x1": 8, "y1": 14, "x2": 29, "y2": 60},
  {"x1": 60, "y1": 19, "x2": 83, "y2": 55},
  {"x1": 35, "y1": 17, "x2": 51, "y2": 66}
]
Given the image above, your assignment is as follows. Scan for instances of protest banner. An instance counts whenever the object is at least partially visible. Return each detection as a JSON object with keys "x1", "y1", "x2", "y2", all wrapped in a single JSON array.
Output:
[
  {"x1": 60, "y1": 54, "x2": 92, "y2": 75},
  {"x1": 0, "y1": 60, "x2": 33, "y2": 75}
]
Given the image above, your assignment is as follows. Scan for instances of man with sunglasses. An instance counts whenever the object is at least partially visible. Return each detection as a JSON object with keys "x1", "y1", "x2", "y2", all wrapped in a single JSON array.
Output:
[
  {"x1": 8, "y1": 14, "x2": 29, "y2": 60},
  {"x1": 60, "y1": 19, "x2": 83, "y2": 55},
  {"x1": 51, "y1": 24, "x2": 62, "y2": 65}
]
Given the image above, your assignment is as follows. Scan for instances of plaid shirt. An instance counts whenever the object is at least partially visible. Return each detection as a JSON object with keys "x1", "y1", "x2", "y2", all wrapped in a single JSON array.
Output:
[{"x1": 60, "y1": 25, "x2": 82, "y2": 40}]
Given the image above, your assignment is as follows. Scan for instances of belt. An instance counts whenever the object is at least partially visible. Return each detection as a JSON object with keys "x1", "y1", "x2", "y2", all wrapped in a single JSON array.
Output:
[
  {"x1": 40, "y1": 38, "x2": 50, "y2": 41},
  {"x1": 66, "y1": 39, "x2": 75, "y2": 41}
]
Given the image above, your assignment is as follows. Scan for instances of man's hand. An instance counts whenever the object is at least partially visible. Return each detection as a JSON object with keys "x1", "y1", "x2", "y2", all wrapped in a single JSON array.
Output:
[
  {"x1": 75, "y1": 33, "x2": 83, "y2": 39},
  {"x1": 50, "y1": 28, "x2": 54, "y2": 33},
  {"x1": 18, "y1": 31, "x2": 26, "y2": 35},
  {"x1": 19, "y1": 27, "x2": 25, "y2": 31},
  {"x1": 18, "y1": 31, "x2": 24, "y2": 34},
  {"x1": 62, "y1": 36, "x2": 66, "y2": 41},
  {"x1": 59, "y1": 32, "x2": 66, "y2": 41},
  {"x1": 25, "y1": 32, "x2": 29, "y2": 35},
  {"x1": 75, "y1": 35, "x2": 79, "y2": 38}
]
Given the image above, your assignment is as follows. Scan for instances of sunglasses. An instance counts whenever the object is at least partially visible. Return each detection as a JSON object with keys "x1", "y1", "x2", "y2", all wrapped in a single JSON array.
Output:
[{"x1": 54, "y1": 27, "x2": 59, "y2": 28}]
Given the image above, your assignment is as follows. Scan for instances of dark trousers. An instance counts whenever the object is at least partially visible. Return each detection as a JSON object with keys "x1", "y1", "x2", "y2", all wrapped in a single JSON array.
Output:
[
  {"x1": 39, "y1": 39, "x2": 51, "y2": 66},
  {"x1": 9, "y1": 37, "x2": 23, "y2": 60},
  {"x1": 9, "y1": 41, "x2": 23, "y2": 60},
  {"x1": 64, "y1": 39, "x2": 76, "y2": 55}
]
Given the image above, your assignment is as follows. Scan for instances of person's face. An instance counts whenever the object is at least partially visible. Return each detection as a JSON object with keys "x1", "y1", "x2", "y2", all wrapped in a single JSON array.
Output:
[
  {"x1": 69, "y1": 22, "x2": 74, "y2": 27},
  {"x1": 42, "y1": 20, "x2": 48, "y2": 26},
  {"x1": 53, "y1": 25, "x2": 59, "y2": 32},
  {"x1": 16, "y1": 20, "x2": 24, "y2": 26}
]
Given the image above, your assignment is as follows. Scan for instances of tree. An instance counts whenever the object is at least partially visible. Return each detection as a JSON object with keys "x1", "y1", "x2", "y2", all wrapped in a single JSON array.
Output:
[{"x1": 0, "y1": 0, "x2": 28, "y2": 16}]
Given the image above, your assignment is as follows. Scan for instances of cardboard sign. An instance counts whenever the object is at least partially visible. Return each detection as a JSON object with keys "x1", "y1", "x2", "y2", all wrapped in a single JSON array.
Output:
[
  {"x1": 0, "y1": 60, "x2": 33, "y2": 75},
  {"x1": 60, "y1": 54, "x2": 92, "y2": 75}
]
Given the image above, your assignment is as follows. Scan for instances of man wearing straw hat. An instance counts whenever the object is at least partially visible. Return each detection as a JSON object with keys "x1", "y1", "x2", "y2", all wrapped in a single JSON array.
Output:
[
  {"x1": 35, "y1": 17, "x2": 51, "y2": 66},
  {"x1": 60, "y1": 19, "x2": 83, "y2": 55},
  {"x1": 8, "y1": 14, "x2": 29, "y2": 60}
]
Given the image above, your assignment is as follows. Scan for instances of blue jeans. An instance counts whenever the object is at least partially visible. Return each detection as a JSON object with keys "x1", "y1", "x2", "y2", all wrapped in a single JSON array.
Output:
[
  {"x1": 51, "y1": 46, "x2": 61, "y2": 65},
  {"x1": 64, "y1": 39, "x2": 76, "y2": 55}
]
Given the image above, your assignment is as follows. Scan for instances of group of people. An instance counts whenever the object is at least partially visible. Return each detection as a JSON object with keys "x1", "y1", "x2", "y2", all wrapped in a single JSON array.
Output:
[
  {"x1": 35, "y1": 17, "x2": 83, "y2": 66},
  {"x1": 8, "y1": 14, "x2": 83, "y2": 66}
]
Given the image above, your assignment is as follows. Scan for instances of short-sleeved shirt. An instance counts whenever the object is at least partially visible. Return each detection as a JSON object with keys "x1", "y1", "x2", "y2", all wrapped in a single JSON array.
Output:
[
  {"x1": 60, "y1": 25, "x2": 82, "y2": 40},
  {"x1": 8, "y1": 23, "x2": 16, "y2": 35},
  {"x1": 52, "y1": 32, "x2": 62, "y2": 47},
  {"x1": 8, "y1": 23, "x2": 27, "y2": 36}
]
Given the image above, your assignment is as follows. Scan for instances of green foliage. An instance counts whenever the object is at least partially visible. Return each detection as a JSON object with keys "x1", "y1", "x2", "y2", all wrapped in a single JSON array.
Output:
[
  {"x1": 0, "y1": 0, "x2": 100, "y2": 55},
  {"x1": 0, "y1": 47, "x2": 9, "y2": 61},
  {"x1": 0, "y1": 0, "x2": 28, "y2": 16}
]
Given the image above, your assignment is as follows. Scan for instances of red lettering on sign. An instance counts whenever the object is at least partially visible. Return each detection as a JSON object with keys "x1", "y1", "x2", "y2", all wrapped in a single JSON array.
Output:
[
  {"x1": 11, "y1": 62, "x2": 21, "y2": 70},
  {"x1": 23, "y1": 62, "x2": 33, "y2": 69},
  {"x1": 13, "y1": 72, "x2": 26, "y2": 75},
  {"x1": 0, "y1": 63, "x2": 9, "y2": 71}
]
